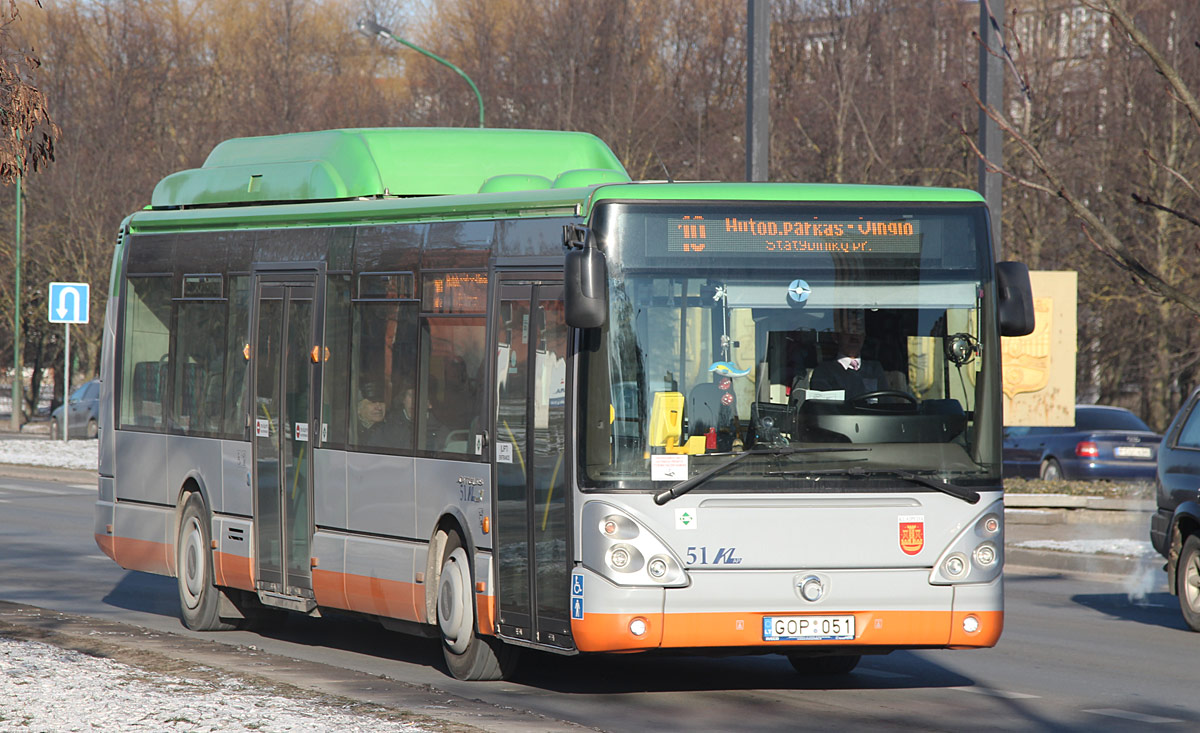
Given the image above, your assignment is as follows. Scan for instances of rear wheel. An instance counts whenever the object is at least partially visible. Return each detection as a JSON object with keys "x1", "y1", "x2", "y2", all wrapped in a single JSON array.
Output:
[
  {"x1": 787, "y1": 654, "x2": 862, "y2": 676},
  {"x1": 1039, "y1": 458, "x2": 1062, "y2": 481},
  {"x1": 1178, "y1": 534, "x2": 1200, "y2": 632},
  {"x1": 436, "y1": 532, "x2": 519, "y2": 680},
  {"x1": 177, "y1": 494, "x2": 237, "y2": 631}
]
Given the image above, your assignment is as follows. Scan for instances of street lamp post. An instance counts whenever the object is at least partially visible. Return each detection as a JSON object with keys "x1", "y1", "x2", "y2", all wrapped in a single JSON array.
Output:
[
  {"x1": 10, "y1": 171, "x2": 21, "y2": 431},
  {"x1": 358, "y1": 18, "x2": 485, "y2": 128}
]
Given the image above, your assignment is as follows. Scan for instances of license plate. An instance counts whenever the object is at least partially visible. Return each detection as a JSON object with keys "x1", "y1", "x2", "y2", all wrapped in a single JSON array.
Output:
[
  {"x1": 762, "y1": 615, "x2": 855, "y2": 641},
  {"x1": 1115, "y1": 445, "x2": 1152, "y2": 458}
]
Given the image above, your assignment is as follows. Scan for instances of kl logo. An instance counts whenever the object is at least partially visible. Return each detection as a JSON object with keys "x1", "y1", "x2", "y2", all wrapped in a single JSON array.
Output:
[{"x1": 899, "y1": 515, "x2": 924, "y2": 556}]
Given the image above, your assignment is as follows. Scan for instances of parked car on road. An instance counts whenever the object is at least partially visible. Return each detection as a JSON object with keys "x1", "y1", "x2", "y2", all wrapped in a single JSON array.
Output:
[
  {"x1": 1002, "y1": 404, "x2": 1160, "y2": 481},
  {"x1": 50, "y1": 379, "x2": 100, "y2": 439},
  {"x1": 1151, "y1": 389, "x2": 1200, "y2": 631}
]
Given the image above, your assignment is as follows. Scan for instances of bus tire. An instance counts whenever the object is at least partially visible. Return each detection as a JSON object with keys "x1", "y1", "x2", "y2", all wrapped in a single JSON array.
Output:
[
  {"x1": 436, "y1": 532, "x2": 519, "y2": 680},
  {"x1": 787, "y1": 653, "x2": 861, "y2": 676},
  {"x1": 177, "y1": 493, "x2": 237, "y2": 631},
  {"x1": 1178, "y1": 534, "x2": 1200, "y2": 632}
]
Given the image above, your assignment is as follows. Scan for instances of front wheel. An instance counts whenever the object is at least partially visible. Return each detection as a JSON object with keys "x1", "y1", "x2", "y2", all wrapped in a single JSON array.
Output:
[
  {"x1": 177, "y1": 494, "x2": 237, "y2": 631},
  {"x1": 86, "y1": 418, "x2": 98, "y2": 439},
  {"x1": 787, "y1": 654, "x2": 862, "y2": 676},
  {"x1": 1178, "y1": 534, "x2": 1200, "y2": 632},
  {"x1": 436, "y1": 532, "x2": 519, "y2": 680},
  {"x1": 1039, "y1": 458, "x2": 1063, "y2": 481},
  {"x1": 50, "y1": 419, "x2": 60, "y2": 439}
]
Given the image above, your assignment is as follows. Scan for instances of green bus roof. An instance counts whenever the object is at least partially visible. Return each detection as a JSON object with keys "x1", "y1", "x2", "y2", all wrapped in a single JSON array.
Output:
[
  {"x1": 150, "y1": 127, "x2": 631, "y2": 208},
  {"x1": 134, "y1": 128, "x2": 986, "y2": 233}
]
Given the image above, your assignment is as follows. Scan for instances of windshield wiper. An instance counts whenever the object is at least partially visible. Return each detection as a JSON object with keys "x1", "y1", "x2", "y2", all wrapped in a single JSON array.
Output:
[
  {"x1": 653, "y1": 446, "x2": 872, "y2": 505},
  {"x1": 844, "y1": 467, "x2": 980, "y2": 504}
]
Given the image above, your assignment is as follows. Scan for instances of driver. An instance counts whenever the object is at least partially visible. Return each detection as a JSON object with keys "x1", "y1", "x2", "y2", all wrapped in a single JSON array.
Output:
[{"x1": 807, "y1": 309, "x2": 889, "y2": 399}]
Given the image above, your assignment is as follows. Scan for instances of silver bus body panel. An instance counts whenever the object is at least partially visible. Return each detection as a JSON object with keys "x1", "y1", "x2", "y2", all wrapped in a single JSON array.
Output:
[
  {"x1": 219, "y1": 440, "x2": 253, "y2": 516},
  {"x1": 167, "y1": 434, "x2": 221, "y2": 505},
  {"x1": 114, "y1": 431, "x2": 168, "y2": 504}
]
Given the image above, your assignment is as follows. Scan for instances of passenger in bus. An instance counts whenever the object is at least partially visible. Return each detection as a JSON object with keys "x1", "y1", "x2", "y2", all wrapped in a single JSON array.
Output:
[
  {"x1": 394, "y1": 386, "x2": 416, "y2": 447},
  {"x1": 356, "y1": 381, "x2": 402, "y2": 447},
  {"x1": 807, "y1": 309, "x2": 890, "y2": 399}
]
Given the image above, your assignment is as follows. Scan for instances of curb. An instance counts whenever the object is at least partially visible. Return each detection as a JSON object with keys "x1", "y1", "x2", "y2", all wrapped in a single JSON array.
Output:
[{"x1": 1004, "y1": 494, "x2": 1155, "y2": 512}]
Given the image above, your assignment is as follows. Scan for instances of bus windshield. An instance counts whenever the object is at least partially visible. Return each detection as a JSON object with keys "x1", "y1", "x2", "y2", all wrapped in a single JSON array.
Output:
[{"x1": 579, "y1": 202, "x2": 1001, "y2": 491}]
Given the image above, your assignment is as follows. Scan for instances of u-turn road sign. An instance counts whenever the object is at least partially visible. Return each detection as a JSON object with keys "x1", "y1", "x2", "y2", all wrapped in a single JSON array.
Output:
[{"x1": 48, "y1": 282, "x2": 90, "y2": 324}]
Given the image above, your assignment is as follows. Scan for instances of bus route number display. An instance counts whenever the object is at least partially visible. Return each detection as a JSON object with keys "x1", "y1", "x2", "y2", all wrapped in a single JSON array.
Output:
[{"x1": 666, "y1": 215, "x2": 921, "y2": 255}]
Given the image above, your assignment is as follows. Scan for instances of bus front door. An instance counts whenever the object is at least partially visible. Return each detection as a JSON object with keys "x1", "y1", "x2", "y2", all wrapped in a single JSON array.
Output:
[
  {"x1": 492, "y1": 279, "x2": 572, "y2": 649},
  {"x1": 251, "y1": 273, "x2": 318, "y2": 609}
]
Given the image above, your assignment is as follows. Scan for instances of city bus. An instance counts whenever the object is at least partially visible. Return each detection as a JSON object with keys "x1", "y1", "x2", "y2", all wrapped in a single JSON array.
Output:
[{"x1": 94, "y1": 127, "x2": 1034, "y2": 680}]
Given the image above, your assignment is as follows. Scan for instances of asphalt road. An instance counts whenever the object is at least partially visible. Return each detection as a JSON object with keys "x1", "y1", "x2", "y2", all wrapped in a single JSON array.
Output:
[{"x1": 1, "y1": 468, "x2": 1197, "y2": 732}]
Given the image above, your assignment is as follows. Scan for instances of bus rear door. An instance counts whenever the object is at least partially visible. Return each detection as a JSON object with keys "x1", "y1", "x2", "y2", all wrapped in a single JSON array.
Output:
[{"x1": 250, "y1": 270, "x2": 320, "y2": 611}]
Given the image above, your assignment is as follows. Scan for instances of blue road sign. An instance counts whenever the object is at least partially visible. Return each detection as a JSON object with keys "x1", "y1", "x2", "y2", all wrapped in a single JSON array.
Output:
[{"x1": 48, "y1": 282, "x2": 89, "y2": 324}]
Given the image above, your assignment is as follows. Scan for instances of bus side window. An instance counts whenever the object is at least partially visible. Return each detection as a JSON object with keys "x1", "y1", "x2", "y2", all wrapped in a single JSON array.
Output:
[{"x1": 121, "y1": 275, "x2": 173, "y2": 431}]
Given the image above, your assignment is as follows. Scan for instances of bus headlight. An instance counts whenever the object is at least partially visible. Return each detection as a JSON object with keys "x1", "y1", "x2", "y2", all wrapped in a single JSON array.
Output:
[
  {"x1": 929, "y1": 499, "x2": 1004, "y2": 585},
  {"x1": 973, "y1": 543, "x2": 997, "y2": 567},
  {"x1": 607, "y1": 544, "x2": 642, "y2": 573},
  {"x1": 582, "y1": 502, "x2": 689, "y2": 588},
  {"x1": 943, "y1": 553, "x2": 968, "y2": 579}
]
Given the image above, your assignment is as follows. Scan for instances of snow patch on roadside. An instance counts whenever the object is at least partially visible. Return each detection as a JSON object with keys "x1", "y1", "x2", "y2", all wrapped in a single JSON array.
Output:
[
  {"x1": 1012, "y1": 538, "x2": 1157, "y2": 558},
  {"x1": 0, "y1": 636, "x2": 426, "y2": 732},
  {"x1": 0, "y1": 438, "x2": 97, "y2": 471}
]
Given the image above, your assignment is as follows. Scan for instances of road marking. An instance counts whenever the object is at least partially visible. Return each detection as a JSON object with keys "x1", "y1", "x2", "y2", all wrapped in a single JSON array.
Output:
[
  {"x1": 949, "y1": 686, "x2": 1040, "y2": 699},
  {"x1": 70, "y1": 484, "x2": 96, "y2": 490},
  {"x1": 0, "y1": 484, "x2": 82, "y2": 495},
  {"x1": 0, "y1": 484, "x2": 93, "y2": 496},
  {"x1": 855, "y1": 668, "x2": 910, "y2": 679},
  {"x1": 1083, "y1": 709, "x2": 1183, "y2": 724}
]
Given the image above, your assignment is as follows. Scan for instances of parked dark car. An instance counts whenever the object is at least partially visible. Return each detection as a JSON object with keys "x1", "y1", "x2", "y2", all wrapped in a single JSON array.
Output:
[
  {"x1": 1002, "y1": 405, "x2": 1160, "y2": 481},
  {"x1": 50, "y1": 379, "x2": 100, "y2": 439},
  {"x1": 1151, "y1": 388, "x2": 1200, "y2": 631}
]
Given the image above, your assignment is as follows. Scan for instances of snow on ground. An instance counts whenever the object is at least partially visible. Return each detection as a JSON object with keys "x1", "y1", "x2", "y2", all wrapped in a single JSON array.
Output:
[
  {"x1": 0, "y1": 437, "x2": 98, "y2": 471},
  {"x1": 0, "y1": 636, "x2": 427, "y2": 733},
  {"x1": 1012, "y1": 538, "x2": 1158, "y2": 558}
]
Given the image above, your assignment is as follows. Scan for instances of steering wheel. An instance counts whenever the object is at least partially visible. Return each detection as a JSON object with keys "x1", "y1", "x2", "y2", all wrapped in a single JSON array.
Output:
[{"x1": 849, "y1": 390, "x2": 918, "y2": 409}]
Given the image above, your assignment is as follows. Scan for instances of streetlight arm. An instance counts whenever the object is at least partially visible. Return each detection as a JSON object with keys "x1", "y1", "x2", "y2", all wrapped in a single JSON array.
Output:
[{"x1": 358, "y1": 18, "x2": 485, "y2": 128}]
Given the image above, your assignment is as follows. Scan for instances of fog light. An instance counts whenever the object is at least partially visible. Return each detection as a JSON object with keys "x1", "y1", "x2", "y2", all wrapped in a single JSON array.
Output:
[
  {"x1": 610, "y1": 547, "x2": 631, "y2": 570},
  {"x1": 629, "y1": 617, "x2": 648, "y2": 637},
  {"x1": 799, "y1": 575, "x2": 824, "y2": 602},
  {"x1": 944, "y1": 553, "x2": 968, "y2": 578},
  {"x1": 603, "y1": 519, "x2": 618, "y2": 536},
  {"x1": 982, "y1": 516, "x2": 1000, "y2": 535},
  {"x1": 973, "y1": 543, "x2": 997, "y2": 567},
  {"x1": 648, "y1": 557, "x2": 668, "y2": 578},
  {"x1": 962, "y1": 615, "x2": 980, "y2": 634}
]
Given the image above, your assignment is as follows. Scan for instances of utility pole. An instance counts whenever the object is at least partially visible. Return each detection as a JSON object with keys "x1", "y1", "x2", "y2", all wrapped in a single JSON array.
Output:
[
  {"x1": 978, "y1": 0, "x2": 1004, "y2": 255},
  {"x1": 746, "y1": 0, "x2": 769, "y2": 182}
]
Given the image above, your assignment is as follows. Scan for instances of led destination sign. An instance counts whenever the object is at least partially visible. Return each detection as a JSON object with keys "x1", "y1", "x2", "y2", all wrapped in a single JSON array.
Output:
[{"x1": 666, "y1": 215, "x2": 922, "y2": 255}]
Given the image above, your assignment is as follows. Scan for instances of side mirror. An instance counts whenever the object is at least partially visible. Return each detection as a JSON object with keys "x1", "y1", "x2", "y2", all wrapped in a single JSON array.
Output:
[
  {"x1": 565, "y1": 247, "x2": 607, "y2": 329},
  {"x1": 996, "y1": 261, "x2": 1035, "y2": 337}
]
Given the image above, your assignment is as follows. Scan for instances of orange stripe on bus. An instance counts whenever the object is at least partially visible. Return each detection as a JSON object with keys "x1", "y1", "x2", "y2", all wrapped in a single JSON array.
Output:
[
  {"x1": 313, "y1": 569, "x2": 424, "y2": 623},
  {"x1": 94, "y1": 534, "x2": 116, "y2": 562},
  {"x1": 573, "y1": 610, "x2": 1003, "y2": 653},
  {"x1": 108, "y1": 536, "x2": 172, "y2": 576},
  {"x1": 214, "y1": 551, "x2": 255, "y2": 592}
]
